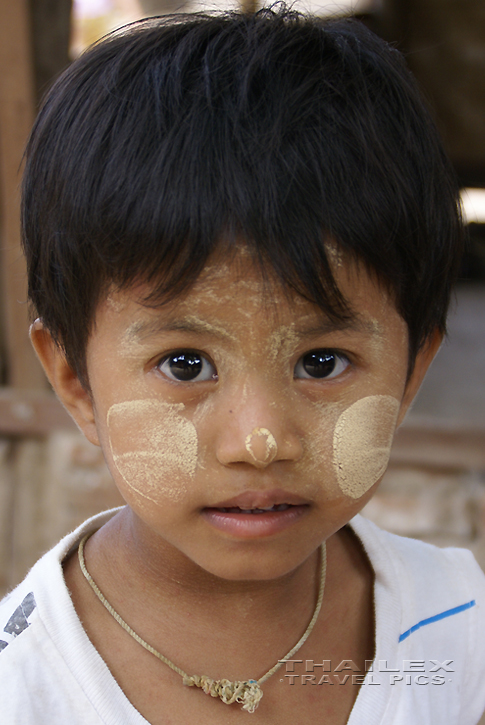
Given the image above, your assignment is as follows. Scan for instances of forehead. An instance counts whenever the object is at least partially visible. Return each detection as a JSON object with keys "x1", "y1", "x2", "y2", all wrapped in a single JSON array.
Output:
[{"x1": 97, "y1": 255, "x2": 404, "y2": 345}]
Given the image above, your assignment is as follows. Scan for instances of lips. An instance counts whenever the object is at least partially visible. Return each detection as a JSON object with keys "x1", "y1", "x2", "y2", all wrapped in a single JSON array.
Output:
[
  {"x1": 202, "y1": 489, "x2": 310, "y2": 538},
  {"x1": 208, "y1": 489, "x2": 310, "y2": 511},
  {"x1": 216, "y1": 503, "x2": 293, "y2": 514}
]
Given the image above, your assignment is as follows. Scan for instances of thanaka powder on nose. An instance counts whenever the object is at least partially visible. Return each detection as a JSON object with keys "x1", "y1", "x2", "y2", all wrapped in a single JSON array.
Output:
[
  {"x1": 107, "y1": 399, "x2": 198, "y2": 503},
  {"x1": 245, "y1": 427, "x2": 278, "y2": 464},
  {"x1": 333, "y1": 395, "x2": 400, "y2": 498}
]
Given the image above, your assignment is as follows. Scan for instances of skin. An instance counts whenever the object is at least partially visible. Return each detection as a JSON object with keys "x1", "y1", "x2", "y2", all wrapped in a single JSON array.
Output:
[{"x1": 31, "y1": 254, "x2": 441, "y2": 724}]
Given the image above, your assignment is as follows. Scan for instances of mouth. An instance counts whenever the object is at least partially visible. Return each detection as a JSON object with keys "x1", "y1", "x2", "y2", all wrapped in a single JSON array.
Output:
[
  {"x1": 202, "y1": 492, "x2": 310, "y2": 538},
  {"x1": 209, "y1": 489, "x2": 310, "y2": 511},
  {"x1": 210, "y1": 503, "x2": 298, "y2": 514}
]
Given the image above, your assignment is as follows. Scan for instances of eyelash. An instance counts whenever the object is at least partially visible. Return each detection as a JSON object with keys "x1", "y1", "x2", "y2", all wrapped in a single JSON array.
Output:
[
  {"x1": 156, "y1": 349, "x2": 350, "y2": 383},
  {"x1": 156, "y1": 350, "x2": 217, "y2": 383},
  {"x1": 294, "y1": 350, "x2": 350, "y2": 380}
]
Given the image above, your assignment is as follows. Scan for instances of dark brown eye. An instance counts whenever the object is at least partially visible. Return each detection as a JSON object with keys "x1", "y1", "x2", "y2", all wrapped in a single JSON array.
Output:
[
  {"x1": 159, "y1": 352, "x2": 216, "y2": 382},
  {"x1": 294, "y1": 351, "x2": 349, "y2": 379}
]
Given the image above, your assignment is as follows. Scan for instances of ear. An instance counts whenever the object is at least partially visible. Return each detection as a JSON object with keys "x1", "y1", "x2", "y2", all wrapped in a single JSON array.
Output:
[
  {"x1": 30, "y1": 320, "x2": 100, "y2": 446},
  {"x1": 396, "y1": 328, "x2": 443, "y2": 427}
]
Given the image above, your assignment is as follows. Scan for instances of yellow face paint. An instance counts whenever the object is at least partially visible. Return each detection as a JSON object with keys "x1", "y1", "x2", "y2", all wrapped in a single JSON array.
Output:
[
  {"x1": 107, "y1": 399, "x2": 198, "y2": 504},
  {"x1": 333, "y1": 395, "x2": 400, "y2": 498},
  {"x1": 244, "y1": 427, "x2": 278, "y2": 465}
]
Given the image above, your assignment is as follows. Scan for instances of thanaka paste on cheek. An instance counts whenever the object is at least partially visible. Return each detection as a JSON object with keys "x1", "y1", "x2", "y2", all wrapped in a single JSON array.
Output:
[
  {"x1": 107, "y1": 399, "x2": 198, "y2": 503},
  {"x1": 333, "y1": 395, "x2": 400, "y2": 498}
]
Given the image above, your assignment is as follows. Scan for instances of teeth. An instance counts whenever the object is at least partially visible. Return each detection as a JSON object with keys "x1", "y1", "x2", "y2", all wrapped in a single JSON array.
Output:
[{"x1": 217, "y1": 504, "x2": 293, "y2": 514}]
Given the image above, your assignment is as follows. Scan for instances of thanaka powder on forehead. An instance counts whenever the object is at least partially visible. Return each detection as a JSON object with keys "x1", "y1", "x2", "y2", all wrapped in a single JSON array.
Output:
[
  {"x1": 107, "y1": 399, "x2": 198, "y2": 503},
  {"x1": 333, "y1": 395, "x2": 400, "y2": 498},
  {"x1": 180, "y1": 314, "x2": 237, "y2": 342},
  {"x1": 105, "y1": 288, "x2": 129, "y2": 314},
  {"x1": 267, "y1": 324, "x2": 300, "y2": 366}
]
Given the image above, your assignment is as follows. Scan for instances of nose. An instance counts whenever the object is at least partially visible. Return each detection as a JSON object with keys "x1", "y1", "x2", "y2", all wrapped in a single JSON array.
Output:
[{"x1": 215, "y1": 385, "x2": 303, "y2": 468}]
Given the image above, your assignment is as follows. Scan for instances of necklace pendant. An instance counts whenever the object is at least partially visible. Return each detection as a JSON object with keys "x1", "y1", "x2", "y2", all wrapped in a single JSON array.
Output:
[{"x1": 183, "y1": 674, "x2": 263, "y2": 713}]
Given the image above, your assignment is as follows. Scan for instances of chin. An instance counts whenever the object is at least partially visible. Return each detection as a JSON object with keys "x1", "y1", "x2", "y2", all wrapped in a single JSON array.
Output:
[{"x1": 188, "y1": 541, "x2": 317, "y2": 583}]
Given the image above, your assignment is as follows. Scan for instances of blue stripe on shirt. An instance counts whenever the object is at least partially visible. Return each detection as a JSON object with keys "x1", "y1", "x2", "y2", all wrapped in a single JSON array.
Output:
[{"x1": 399, "y1": 600, "x2": 476, "y2": 642}]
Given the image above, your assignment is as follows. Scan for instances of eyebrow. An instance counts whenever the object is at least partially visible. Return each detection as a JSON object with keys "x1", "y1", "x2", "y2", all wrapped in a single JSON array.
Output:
[
  {"x1": 124, "y1": 312, "x2": 379, "y2": 344},
  {"x1": 123, "y1": 316, "x2": 236, "y2": 343},
  {"x1": 294, "y1": 316, "x2": 381, "y2": 338}
]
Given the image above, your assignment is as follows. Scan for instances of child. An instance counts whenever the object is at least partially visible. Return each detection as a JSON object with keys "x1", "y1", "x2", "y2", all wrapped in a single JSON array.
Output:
[{"x1": 1, "y1": 6, "x2": 484, "y2": 724}]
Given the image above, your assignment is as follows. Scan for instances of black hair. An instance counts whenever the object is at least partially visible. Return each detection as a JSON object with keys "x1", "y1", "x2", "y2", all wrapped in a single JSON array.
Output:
[{"x1": 22, "y1": 5, "x2": 464, "y2": 387}]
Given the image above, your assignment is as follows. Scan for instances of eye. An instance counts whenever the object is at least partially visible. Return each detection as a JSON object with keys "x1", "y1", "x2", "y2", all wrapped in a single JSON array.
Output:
[
  {"x1": 294, "y1": 350, "x2": 349, "y2": 380},
  {"x1": 158, "y1": 351, "x2": 217, "y2": 382}
]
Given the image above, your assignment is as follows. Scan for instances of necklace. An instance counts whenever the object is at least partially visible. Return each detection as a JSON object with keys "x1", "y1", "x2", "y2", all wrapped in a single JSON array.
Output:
[{"x1": 78, "y1": 535, "x2": 326, "y2": 714}]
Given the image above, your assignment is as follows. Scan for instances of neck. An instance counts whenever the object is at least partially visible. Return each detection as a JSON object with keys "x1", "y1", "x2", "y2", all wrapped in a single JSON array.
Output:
[
  {"x1": 87, "y1": 508, "x2": 322, "y2": 631},
  {"x1": 73, "y1": 509, "x2": 373, "y2": 690}
]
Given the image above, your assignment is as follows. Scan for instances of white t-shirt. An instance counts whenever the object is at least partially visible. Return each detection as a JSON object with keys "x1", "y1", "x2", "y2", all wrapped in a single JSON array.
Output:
[{"x1": 1, "y1": 509, "x2": 485, "y2": 724}]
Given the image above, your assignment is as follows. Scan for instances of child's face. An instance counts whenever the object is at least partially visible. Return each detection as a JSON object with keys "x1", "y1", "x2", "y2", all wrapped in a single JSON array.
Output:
[{"x1": 47, "y1": 254, "x2": 434, "y2": 580}]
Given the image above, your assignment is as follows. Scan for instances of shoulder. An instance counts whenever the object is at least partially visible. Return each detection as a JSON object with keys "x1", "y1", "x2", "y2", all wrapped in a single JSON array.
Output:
[
  {"x1": 350, "y1": 515, "x2": 485, "y2": 724},
  {"x1": 350, "y1": 514, "x2": 485, "y2": 632},
  {"x1": 351, "y1": 513, "x2": 485, "y2": 583},
  {"x1": 0, "y1": 532, "x2": 71, "y2": 722},
  {"x1": 0, "y1": 509, "x2": 123, "y2": 724},
  {"x1": 0, "y1": 507, "x2": 122, "y2": 635},
  {"x1": 351, "y1": 513, "x2": 485, "y2": 599}
]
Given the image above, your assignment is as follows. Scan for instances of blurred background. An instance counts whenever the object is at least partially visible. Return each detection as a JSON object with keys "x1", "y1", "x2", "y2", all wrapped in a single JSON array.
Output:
[{"x1": 0, "y1": 0, "x2": 485, "y2": 598}]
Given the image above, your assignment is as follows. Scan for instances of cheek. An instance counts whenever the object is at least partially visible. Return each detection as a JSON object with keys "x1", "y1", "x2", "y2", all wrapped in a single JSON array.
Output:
[
  {"x1": 302, "y1": 395, "x2": 400, "y2": 501},
  {"x1": 333, "y1": 395, "x2": 400, "y2": 498},
  {"x1": 107, "y1": 399, "x2": 198, "y2": 504}
]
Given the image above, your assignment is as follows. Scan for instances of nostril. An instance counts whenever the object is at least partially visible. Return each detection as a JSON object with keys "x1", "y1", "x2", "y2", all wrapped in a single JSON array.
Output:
[{"x1": 244, "y1": 427, "x2": 278, "y2": 465}]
